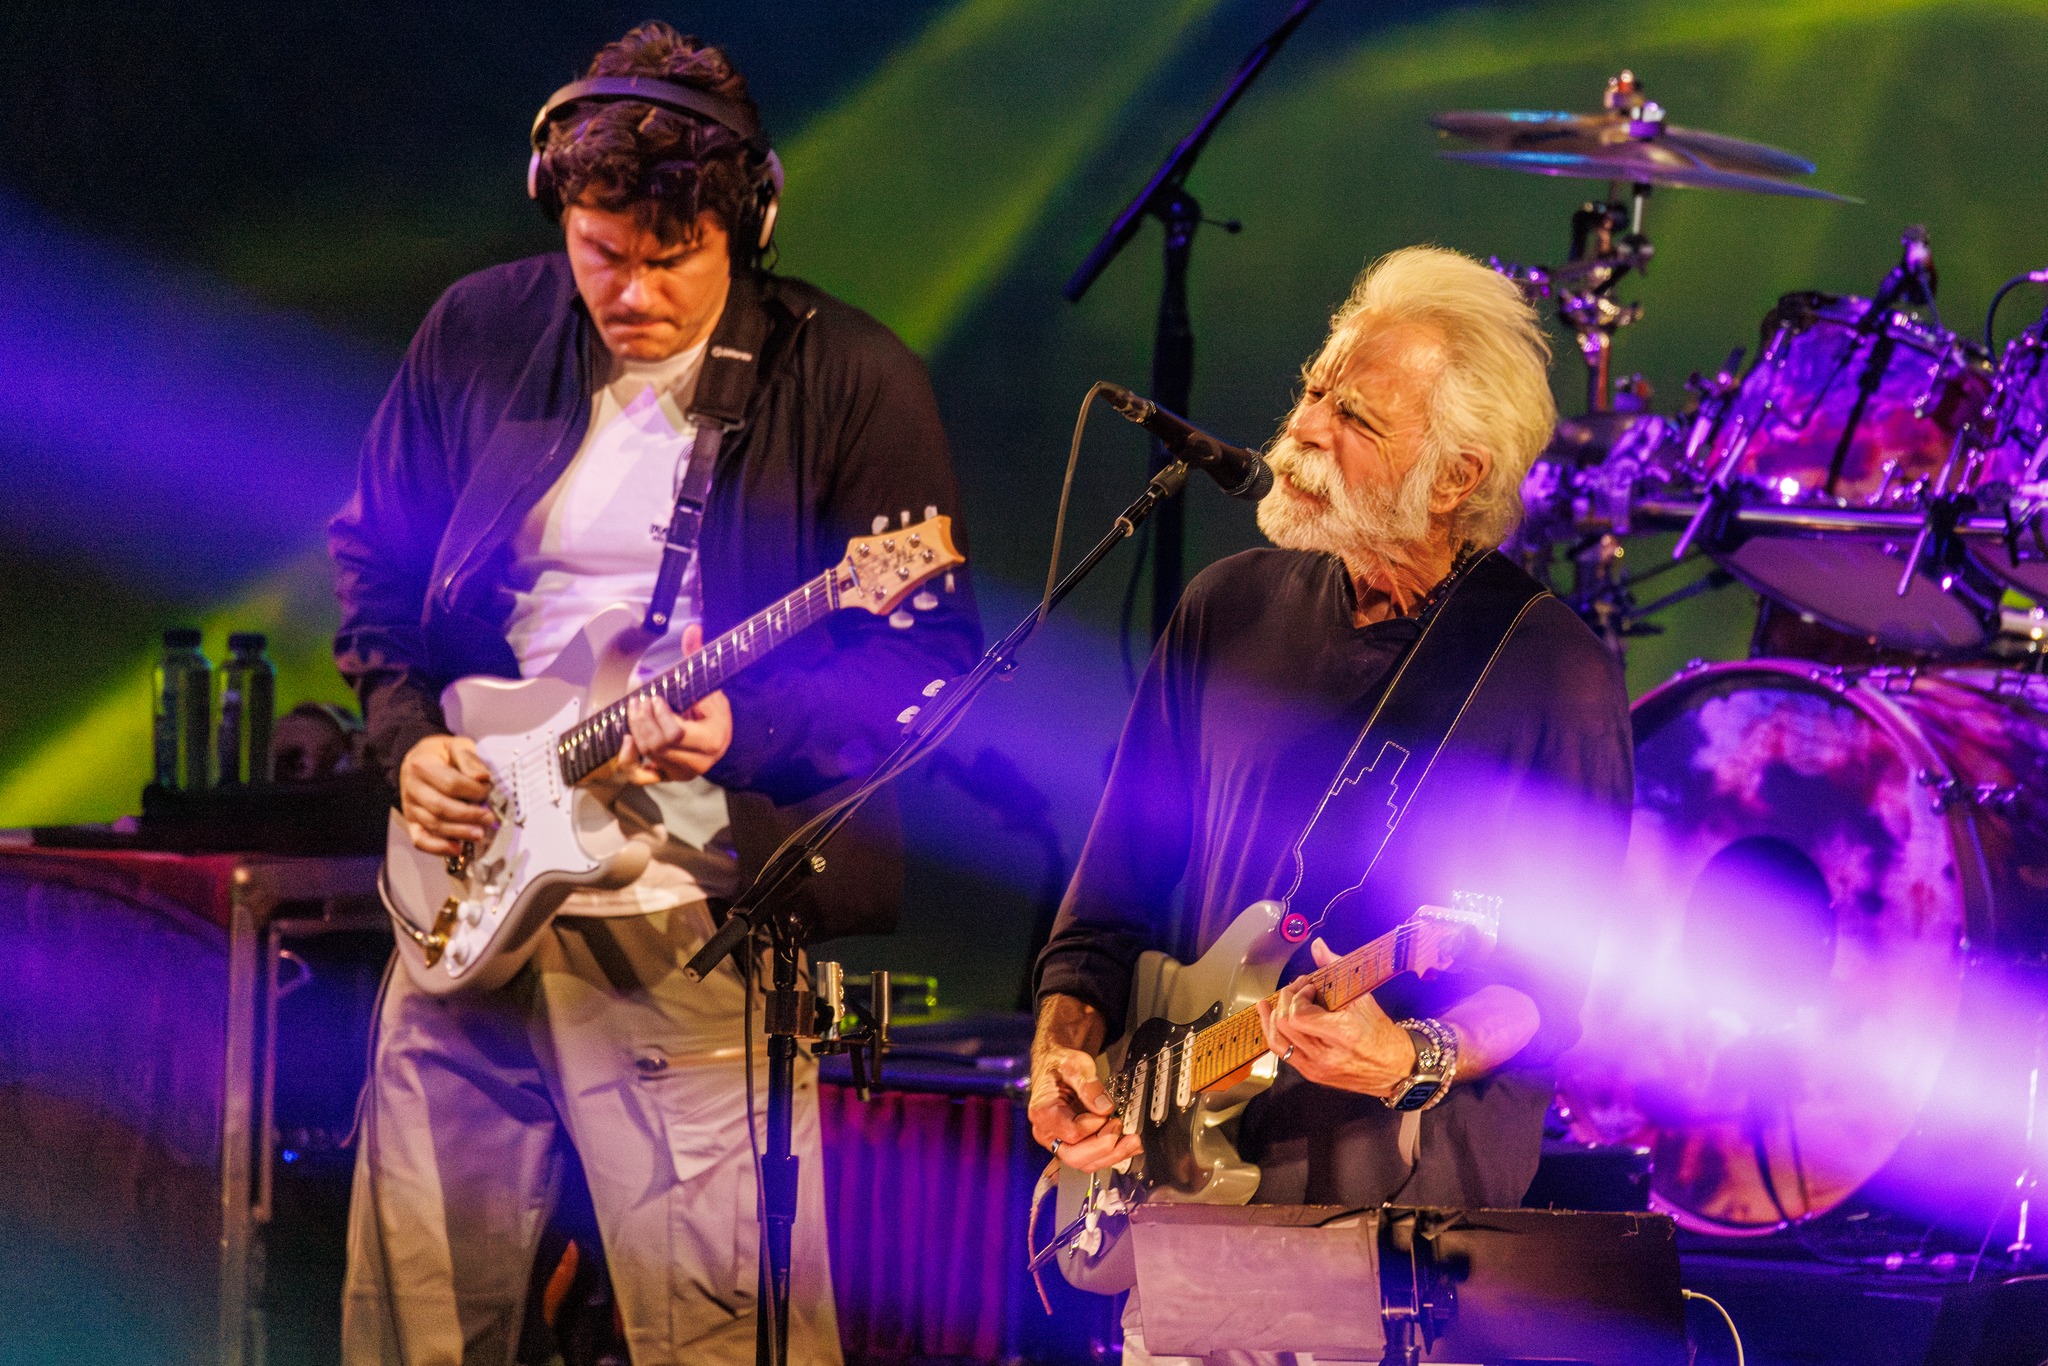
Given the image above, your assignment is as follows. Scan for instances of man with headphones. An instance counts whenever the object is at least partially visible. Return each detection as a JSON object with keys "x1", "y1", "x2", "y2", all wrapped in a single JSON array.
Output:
[{"x1": 328, "y1": 22, "x2": 980, "y2": 1365}]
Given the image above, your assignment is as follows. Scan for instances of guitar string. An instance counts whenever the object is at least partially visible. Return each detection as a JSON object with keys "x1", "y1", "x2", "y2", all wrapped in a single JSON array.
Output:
[
  {"x1": 555, "y1": 570, "x2": 839, "y2": 784},
  {"x1": 1109, "y1": 922, "x2": 1441, "y2": 1117}
]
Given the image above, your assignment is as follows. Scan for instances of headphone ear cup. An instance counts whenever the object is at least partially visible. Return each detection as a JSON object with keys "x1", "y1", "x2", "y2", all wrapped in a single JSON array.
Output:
[
  {"x1": 528, "y1": 148, "x2": 562, "y2": 220},
  {"x1": 754, "y1": 149, "x2": 785, "y2": 251}
]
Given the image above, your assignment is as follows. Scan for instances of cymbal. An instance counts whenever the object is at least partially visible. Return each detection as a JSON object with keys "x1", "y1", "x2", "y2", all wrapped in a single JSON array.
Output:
[
  {"x1": 1439, "y1": 148, "x2": 1857, "y2": 200},
  {"x1": 1431, "y1": 107, "x2": 1855, "y2": 200}
]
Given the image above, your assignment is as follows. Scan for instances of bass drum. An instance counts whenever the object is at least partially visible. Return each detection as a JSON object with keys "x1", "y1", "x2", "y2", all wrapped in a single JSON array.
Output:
[{"x1": 1556, "y1": 662, "x2": 2048, "y2": 1236}]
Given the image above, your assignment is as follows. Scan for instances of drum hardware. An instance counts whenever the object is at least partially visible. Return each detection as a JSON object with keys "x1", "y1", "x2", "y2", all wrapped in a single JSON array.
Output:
[{"x1": 1441, "y1": 70, "x2": 1848, "y2": 414}]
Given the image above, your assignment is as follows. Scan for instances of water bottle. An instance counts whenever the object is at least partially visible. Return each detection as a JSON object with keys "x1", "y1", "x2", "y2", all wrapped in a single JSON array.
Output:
[
  {"x1": 153, "y1": 628, "x2": 212, "y2": 790},
  {"x1": 216, "y1": 632, "x2": 276, "y2": 786}
]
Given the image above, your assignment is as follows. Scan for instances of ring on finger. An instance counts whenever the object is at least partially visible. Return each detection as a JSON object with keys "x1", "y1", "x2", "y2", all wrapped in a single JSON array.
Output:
[
  {"x1": 1282, "y1": 1043, "x2": 1296, "y2": 1063},
  {"x1": 1052, "y1": 1138, "x2": 1063, "y2": 1156}
]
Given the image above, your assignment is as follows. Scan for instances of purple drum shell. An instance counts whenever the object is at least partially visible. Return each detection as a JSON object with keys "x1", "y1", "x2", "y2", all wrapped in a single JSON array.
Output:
[
  {"x1": 1685, "y1": 296, "x2": 1995, "y2": 652},
  {"x1": 1556, "y1": 662, "x2": 2048, "y2": 1237}
]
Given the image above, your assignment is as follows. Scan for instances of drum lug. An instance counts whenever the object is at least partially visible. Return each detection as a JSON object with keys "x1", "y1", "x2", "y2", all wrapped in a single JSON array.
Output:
[
  {"x1": 1917, "y1": 768, "x2": 2022, "y2": 810},
  {"x1": 1865, "y1": 665, "x2": 1920, "y2": 694},
  {"x1": 1807, "y1": 665, "x2": 1853, "y2": 693}
]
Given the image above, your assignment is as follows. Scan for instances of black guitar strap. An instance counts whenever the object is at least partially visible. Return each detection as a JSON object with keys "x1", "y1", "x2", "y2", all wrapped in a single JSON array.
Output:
[
  {"x1": 1276, "y1": 550, "x2": 1549, "y2": 944},
  {"x1": 643, "y1": 292, "x2": 774, "y2": 636}
]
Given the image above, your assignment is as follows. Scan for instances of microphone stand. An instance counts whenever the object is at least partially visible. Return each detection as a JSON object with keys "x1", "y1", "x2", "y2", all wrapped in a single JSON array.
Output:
[
  {"x1": 686, "y1": 458, "x2": 1193, "y2": 1366},
  {"x1": 1063, "y1": 0, "x2": 1323, "y2": 641}
]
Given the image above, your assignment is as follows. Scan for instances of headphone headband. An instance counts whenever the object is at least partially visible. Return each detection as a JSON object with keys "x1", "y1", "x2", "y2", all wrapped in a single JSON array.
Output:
[
  {"x1": 526, "y1": 72, "x2": 781, "y2": 251},
  {"x1": 529, "y1": 75, "x2": 767, "y2": 156}
]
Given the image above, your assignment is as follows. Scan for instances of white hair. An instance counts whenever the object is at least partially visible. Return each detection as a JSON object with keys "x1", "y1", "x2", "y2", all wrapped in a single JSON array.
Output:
[{"x1": 1309, "y1": 245, "x2": 1556, "y2": 549}]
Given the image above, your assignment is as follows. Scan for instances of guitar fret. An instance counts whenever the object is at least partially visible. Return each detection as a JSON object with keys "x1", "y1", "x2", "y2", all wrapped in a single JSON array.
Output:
[
  {"x1": 1187, "y1": 922, "x2": 1442, "y2": 1094},
  {"x1": 555, "y1": 570, "x2": 841, "y2": 787}
]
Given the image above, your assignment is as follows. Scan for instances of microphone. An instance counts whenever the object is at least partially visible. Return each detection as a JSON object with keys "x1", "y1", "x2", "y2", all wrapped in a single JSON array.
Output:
[{"x1": 1099, "y1": 383, "x2": 1273, "y2": 502}]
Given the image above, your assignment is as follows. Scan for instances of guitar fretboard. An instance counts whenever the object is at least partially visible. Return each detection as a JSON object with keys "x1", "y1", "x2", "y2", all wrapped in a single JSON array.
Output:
[
  {"x1": 556, "y1": 571, "x2": 842, "y2": 785},
  {"x1": 1186, "y1": 920, "x2": 1449, "y2": 1093}
]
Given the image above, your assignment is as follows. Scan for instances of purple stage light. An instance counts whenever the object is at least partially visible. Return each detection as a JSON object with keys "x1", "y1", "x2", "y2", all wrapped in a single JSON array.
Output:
[{"x1": 0, "y1": 191, "x2": 391, "y2": 599}]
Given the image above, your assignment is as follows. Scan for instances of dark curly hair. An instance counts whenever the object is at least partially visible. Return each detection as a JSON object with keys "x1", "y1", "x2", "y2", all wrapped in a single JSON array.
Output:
[{"x1": 537, "y1": 23, "x2": 769, "y2": 264}]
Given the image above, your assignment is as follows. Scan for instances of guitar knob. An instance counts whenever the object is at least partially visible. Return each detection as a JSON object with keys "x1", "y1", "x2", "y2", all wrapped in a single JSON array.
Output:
[{"x1": 459, "y1": 899, "x2": 484, "y2": 927}]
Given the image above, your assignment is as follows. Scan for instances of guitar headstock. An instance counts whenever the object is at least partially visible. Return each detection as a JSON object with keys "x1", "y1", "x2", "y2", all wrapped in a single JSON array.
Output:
[
  {"x1": 834, "y1": 515, "x2": 965, "y2": 616},
  {"x1": 1408, "y1": 891, "x2": 1503, "y2": 975}
]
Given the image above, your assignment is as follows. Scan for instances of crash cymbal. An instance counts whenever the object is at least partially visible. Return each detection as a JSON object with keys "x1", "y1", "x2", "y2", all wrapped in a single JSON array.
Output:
[
  {"x1": 1439, "y1": 147, "x2": 1858, "y2": 201},
  {"x1": 1432, "y1": 70, "x2": 1854, "y2": 200},
  {"x1": 1429, "y1": 109, "x2": 1819, "y2": 180}
]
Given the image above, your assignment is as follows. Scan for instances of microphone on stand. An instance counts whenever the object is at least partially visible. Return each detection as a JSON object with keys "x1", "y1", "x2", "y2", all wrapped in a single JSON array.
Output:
[{"x1": 1099, "y1": 383, "x2": 1273, "y2": 502}]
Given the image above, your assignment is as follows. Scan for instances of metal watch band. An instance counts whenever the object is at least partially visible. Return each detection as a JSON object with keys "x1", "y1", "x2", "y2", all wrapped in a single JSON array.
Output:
[{"x1": 1386, "y1": 1016, "x2": 1460, "y2": 1112}]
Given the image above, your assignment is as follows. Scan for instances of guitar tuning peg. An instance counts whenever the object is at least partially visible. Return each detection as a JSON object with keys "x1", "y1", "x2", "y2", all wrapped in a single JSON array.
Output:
[
  {"x1": 872, "y1": 515, "x2": 890, "y2": 534},
  {"x1": 896, "y1": 704, "x2": 920, "y2": 725},
  {"x1": 888, "y1": 610, "x2": 914, "y2": 629},
  {"x1": 943, "y1": 573, "x2": 956, "y2": 594},
  {"x1": 924, "y1": 504, "x2": 938, "y2": 520},
  {"x1": 921, "y1": 678, "x2": 946, "y2": 698},
  {"x1": 899, "y1": 509, "x2": 912, "y2": 527},
  {"x1": 913, "y1": 591, "x2": 938, "y2": 611}
]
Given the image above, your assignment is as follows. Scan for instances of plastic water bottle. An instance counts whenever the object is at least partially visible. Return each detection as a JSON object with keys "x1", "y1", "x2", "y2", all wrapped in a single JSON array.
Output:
[
  {"x1": 215, "y1": 632, "x2": 276, "y2": 786},
  {"x1": 153, "y1": 628, "x2": 212, "y2": 790}
]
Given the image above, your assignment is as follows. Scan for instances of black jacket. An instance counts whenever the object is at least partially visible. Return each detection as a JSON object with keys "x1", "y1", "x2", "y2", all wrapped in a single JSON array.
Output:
[{"x1": 329, "y1": 256, "x2": 982, "y2": 934}]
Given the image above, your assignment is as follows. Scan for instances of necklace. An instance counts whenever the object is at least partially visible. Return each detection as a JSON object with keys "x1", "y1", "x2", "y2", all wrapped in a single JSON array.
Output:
[{"x1": 1403, "y1": 542, "x2": 1480, "y2": 624}]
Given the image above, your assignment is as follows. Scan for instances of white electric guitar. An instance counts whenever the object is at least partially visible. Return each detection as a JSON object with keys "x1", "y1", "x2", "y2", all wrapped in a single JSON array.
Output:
[
  {"x1": 379, "y1": 515, "x2": 964, "y2": 996},
  {"x1": 1048, "y1": 892, "x2": 1501, "y2": 1293}
]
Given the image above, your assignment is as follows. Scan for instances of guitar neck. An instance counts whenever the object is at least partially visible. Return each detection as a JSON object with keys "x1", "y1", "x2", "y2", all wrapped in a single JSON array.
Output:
[
  {"x1": 557, "y1": 570, "x2": 840, "y2": 785},
  {"x1": 1187, "y1": 919, "x2": 1444, "y2": 1094}
]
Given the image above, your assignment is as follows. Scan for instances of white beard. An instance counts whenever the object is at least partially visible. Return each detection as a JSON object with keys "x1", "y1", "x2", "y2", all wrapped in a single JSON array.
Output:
[{"x1": 1256, "y1": 434, "x2": 1437, "y2": 581}]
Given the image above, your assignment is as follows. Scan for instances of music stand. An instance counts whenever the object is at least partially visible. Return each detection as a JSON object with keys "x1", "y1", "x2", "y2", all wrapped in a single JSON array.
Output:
[{"x1": 1129, "y1": 1204, "x2": 1687, "y2": 1366}]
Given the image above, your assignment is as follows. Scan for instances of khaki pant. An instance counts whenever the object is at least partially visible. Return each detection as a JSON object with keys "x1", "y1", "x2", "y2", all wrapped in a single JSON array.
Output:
[{"x1": 341, "y1": 902, "x2": 841, "y2": 1366}]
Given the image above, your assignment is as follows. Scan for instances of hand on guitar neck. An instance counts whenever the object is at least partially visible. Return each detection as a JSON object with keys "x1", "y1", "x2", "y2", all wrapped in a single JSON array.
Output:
[
  {"x1": 399, "y1": 622, "x2": 732, "y2": 856},
  {"x1": 1255, "y1": 936, "x2": 1542, "y2": 1098}
]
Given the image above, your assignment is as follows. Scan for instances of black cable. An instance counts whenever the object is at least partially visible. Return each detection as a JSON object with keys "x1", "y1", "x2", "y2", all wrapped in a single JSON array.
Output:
[
  {"x1": 1118, "y1": 519, "x2": 1153, "y2": 695},
  {"x1": 1985, "y1": 270, "x2": 2042, "y2": 352},
  {"x1": 1045, "y1": 382, "x2": 1117, "y2": 616}
]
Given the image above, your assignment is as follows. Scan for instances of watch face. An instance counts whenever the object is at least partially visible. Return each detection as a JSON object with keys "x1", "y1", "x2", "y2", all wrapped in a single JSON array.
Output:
[{"x1": 1394, "y1": 1080, "x2": 1440, "y2": 1112}]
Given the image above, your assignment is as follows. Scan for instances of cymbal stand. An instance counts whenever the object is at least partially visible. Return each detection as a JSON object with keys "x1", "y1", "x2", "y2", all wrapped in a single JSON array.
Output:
[{"x1": 1491, "y1": 184, "x2": 1652, "y2": 415}]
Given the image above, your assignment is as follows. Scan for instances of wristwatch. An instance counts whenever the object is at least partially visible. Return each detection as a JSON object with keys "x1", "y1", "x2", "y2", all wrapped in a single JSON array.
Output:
[{"x1": 1384, "y1": 1017, "x2": 1459, "y2": 1112}]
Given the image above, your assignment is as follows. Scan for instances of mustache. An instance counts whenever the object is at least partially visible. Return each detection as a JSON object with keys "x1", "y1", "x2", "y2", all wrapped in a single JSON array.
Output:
[{"x1": 1265, "y1": 437, "x2": 1339, "y2": 498}]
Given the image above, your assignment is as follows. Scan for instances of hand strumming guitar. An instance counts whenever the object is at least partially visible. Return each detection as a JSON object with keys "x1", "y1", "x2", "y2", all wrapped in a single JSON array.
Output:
[{"x1": 1029, "y1": 993, "x2": 1144, "y2": 1173}]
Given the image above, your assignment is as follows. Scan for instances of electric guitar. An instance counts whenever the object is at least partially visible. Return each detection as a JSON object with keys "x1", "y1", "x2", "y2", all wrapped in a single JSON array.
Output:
[
  {"x1": 379, "y1": 515, "x2": 964, "y2": 996},
  {"x1": 1048, "y1": 892, "x2": 1501, "y2": 1293}
]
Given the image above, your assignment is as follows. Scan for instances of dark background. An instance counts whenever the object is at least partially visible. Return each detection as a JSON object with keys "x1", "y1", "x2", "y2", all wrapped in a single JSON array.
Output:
[{"x1": 4, "y1": 0, "x2": 2048, "y2": 1010}]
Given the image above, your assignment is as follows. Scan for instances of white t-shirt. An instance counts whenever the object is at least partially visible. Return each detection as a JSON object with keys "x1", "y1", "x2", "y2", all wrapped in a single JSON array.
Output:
[{"x1": 502, "y1": 340, "x2": 740, "y2": 914}]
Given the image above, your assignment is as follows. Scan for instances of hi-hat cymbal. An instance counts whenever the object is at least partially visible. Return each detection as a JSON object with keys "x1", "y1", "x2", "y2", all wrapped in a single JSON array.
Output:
[{"x1": 1430, "y1": 101, "x2": 1855, "y2": 200}]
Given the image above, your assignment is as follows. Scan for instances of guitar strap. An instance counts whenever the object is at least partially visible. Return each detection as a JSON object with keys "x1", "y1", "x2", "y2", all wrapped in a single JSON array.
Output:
[
  {"x1": 1277, "y1": 549, "x2": 1549, "y2": 945},
  {"x1": 643, "y1": 289, "x2": 774, "y2": 636}
]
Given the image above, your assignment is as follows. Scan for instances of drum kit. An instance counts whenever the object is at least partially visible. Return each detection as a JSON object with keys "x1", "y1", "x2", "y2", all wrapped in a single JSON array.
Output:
[{"x1": 1435, "y1": 73, "x2": 2048, "y2": 1256}]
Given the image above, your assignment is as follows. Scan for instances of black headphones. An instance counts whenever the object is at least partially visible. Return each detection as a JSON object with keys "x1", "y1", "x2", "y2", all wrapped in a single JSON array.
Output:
[{"x1": 527, "y1": 75, "x2": 783, "y2": 251}]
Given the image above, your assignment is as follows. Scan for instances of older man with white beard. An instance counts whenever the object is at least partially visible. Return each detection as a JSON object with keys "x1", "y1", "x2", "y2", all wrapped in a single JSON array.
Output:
[{"x1": 1028, "y1": 245, "x2": 1634, "y2": 1360}]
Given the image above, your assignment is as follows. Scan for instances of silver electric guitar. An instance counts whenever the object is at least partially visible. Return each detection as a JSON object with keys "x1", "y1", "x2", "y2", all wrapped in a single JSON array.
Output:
[
  {"x1": 1050, "y1": 892, "x2": 1501, "y2": 1293},
  {"x1": 379, "y1": 515, "x2": 964, "y2": 996}
]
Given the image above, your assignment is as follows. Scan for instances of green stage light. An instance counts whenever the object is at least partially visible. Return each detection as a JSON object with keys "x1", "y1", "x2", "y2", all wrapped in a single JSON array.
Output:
[{"x1": 772, "y1": 0, "x2": 1220, "y2": 354}]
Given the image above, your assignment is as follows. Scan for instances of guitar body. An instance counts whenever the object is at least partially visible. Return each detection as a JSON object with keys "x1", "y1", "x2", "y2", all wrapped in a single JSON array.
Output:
[
  {"x1": 1044, "y1": 892, "x2": 1500, "y2": 1296},
  {"x1": 381, "y1": 605, "x2": 655, "y2": 996},
  {"x1": 1053, "y1": 899, "x2": 1294, "y2": 1294}
]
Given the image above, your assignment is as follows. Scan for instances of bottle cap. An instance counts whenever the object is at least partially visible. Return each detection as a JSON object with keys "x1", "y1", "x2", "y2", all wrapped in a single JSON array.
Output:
[
  {"x1": 163, "y1": 627, "x2": 202, "y2": 649},
  {"x1": 228, "y1": 632, "x2": 269, "y2": 653}
]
